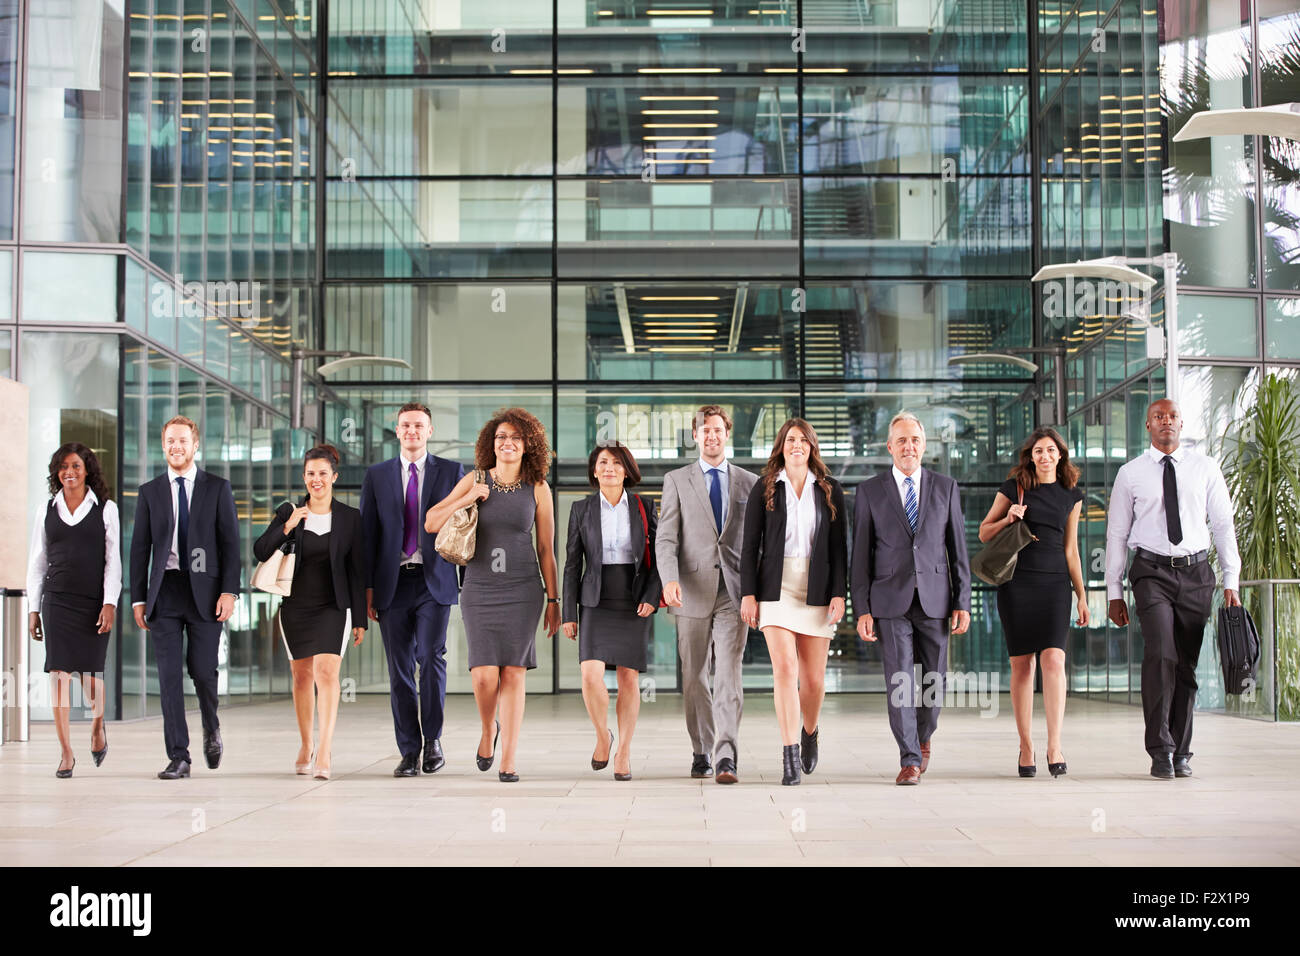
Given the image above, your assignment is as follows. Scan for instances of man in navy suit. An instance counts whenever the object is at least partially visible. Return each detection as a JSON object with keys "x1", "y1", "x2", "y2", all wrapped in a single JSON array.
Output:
[
  {"x1": 360, "y1": 402, "x2": 466, "y2": 777},
  {"x1": 851, "y1": 412, "x2": 971, "y2": 786},
  {"x1": 130, "y1": 415, "x2": 241, "y2": 780}
]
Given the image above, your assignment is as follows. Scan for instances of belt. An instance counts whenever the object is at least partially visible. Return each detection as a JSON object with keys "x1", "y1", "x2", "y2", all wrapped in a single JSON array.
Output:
[
  {"x1": 1135, "y1": 547, "x2": 1208, "y2": 568},
  {"x1": 399, "y1": 561, "x2": 423, "y2": 573}
]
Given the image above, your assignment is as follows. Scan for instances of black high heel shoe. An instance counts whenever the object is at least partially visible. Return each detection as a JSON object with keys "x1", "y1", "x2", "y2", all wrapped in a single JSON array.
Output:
[
  {"x1": 592, "y1": 729, "x2": 614, "y2": 771},
  {"x1": 1018, "y1": 748, "x2": 1037, "y2": 778},
  {"x1": 56, "y1": 757, "x2": 75, "y2": 779},
  {"x1": 476, "y1": 720, "x2": 500, "y2": 772},
  {"x1": 1048, "y1": 751, "x2": 1067, "y2": 777},
  {"x1": 782, "y1": 744, "x2": 802, "y2": 786},
  {"x1": 800, "y1": 725, "x2": 819, "y2": 774},
  {"x1": 498, "y1": 770, "x2": 519, "y2": 783},
  {"x1": 91, "y1": 723, "x2": 108, "y2": 767}
]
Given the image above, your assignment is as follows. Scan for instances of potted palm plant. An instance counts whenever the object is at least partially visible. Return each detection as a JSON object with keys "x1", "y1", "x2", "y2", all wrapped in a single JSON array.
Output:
[{"x1": 1219, "y1": 373, "x2": 1300, "y2": 721}]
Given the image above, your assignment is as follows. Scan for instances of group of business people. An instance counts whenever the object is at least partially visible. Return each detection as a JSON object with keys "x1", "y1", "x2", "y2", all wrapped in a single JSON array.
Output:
[{"x1": 27, "y1": 396, "x2": 1238, "y2": 786}]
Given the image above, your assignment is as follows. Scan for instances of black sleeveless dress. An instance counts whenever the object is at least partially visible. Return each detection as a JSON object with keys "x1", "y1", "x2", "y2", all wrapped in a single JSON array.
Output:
[
  {"x1": 278, "y1": 517, "x2": 350, "y2": 659},
  {"x1": 41, "y1": 498, "x2": 110, "y2": 674},
  {"x1": 995, "y1": 478, "x2": 1084, "y2": 657}
]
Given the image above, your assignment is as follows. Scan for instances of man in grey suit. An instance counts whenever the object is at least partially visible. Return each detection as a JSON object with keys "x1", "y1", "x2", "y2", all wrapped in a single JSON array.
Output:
[
  {"x1": 656, "y1": 405, "x2": 758, "y2": 784},
  {"x1": 852, "y1": 412, "x2": 971, "y2": 785}
]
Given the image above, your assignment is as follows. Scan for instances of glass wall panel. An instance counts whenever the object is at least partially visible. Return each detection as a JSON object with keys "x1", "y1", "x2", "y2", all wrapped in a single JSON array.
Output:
[
  {"x1": 1176, "y1": 293, "x2": 1258, "y2": 358},
  {"x1": 0, "y1": 0, "x2": 16, "y2": 239},
  {"x1": 1265, "y1": 297, "x2": 1300, "y2": 360},
  {"x1": 20, "y1": 252, "x2": 118, "y2": 324}
]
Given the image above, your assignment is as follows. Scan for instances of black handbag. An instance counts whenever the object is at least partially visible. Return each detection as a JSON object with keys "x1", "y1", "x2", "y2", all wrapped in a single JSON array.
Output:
[
  {"x1": 970, "y1": 484, "x2": 1037, "y2": 586},
  {"x1": 1216, "y1": 604, "x2": 1261, "y2": 695}
]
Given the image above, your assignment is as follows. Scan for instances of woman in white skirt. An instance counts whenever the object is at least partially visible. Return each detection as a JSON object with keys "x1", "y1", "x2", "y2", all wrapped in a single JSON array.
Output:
[{"x1": 739, "y1": 418, "x2": 847, "y2": 785}]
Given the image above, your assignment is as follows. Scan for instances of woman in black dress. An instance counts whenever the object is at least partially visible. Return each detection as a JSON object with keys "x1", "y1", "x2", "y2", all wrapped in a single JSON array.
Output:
[
  {"x1": 26, "y1": 443, "x2": 121, "y2": 778},
  {"x1": 978, "y1": 427, "x2": 1089, "y2": 778},
  {"x1": 254, "y1": 445, "x2": 367, "y2": 780},
  {"x1": 562, "y1": 443, "x2": 662, "y2": 781}
]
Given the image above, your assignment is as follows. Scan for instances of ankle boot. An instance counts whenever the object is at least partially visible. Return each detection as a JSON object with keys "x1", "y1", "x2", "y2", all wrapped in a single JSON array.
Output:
[{"x1": 782, "y1": 744, "x2": 802, "y2": 786}]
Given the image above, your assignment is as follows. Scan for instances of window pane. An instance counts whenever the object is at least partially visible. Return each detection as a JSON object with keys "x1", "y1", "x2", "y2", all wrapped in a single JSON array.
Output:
[
  {"x1": 21, "y1": 252, "x2": 118, "y2": 323},
  {"x1": 1265, "y1": 297, "x2": 1300, "y2": 360},
  {"x1": 1176, "y1": 294, "x2": 1258, "y2": 358}
]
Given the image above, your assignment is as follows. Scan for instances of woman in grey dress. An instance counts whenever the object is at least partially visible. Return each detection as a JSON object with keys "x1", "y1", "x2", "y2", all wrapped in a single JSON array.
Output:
[
  {"x1": 562, "y1": 443, "x2": 662, "y2": 781},
  {"x1": 426, "y1": 408, "x2": 559, "y2": 782}
]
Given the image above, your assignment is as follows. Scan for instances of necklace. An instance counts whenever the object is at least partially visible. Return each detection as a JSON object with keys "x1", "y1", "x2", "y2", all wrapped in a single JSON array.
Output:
[{"x1": 491, "y1": 470, "x2": 524, "y2": 494}]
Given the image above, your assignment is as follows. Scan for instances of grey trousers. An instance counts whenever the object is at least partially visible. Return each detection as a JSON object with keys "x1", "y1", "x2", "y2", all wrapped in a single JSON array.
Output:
[
  {"x1": 676, "y1": 581, "x2": 748, "y2": 763},
  {"x1": 878, "y1": 592, "x2": 949, "y2": 768}
]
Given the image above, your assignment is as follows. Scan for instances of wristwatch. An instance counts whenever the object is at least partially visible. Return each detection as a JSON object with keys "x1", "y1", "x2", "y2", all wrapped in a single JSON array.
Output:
[{"x1": 546, "y1": 597, "x2": 559, "y2": 604}]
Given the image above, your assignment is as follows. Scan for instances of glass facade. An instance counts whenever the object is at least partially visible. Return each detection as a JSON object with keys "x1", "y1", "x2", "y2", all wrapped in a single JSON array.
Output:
[{"x1": 7, "y1": 0, "x2": 1298, "y2": 717}]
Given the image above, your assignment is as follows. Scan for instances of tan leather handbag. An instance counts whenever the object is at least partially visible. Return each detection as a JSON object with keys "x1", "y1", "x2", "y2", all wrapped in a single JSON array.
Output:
[
  {"x1": 435, "y1": 470, "x2": 482, "y2": 565},
  {"x1": 252, "y1": 539, "x2": 296, "y2": 596}
]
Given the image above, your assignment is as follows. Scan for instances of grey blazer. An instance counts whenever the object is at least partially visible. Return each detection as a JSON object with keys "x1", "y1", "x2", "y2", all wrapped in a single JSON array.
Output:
[
  {"x1": 850, "y1": 469, "x2": 972, "y2": 621},
  {"x1": 655, "y1": 461, "x2": 757, "y2": 616}
]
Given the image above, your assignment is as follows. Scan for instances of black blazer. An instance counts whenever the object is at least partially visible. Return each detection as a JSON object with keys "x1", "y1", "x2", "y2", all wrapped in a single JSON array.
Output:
[
  {"x1": 254, "y1": 500, "x2": 369, "y2": 628},
  {"x1": 740, "y1": 475, "x2": 847, "y2": 606},
  {"x1": 562, "y1": 492, "x2": 662, "y2": 626},
  {"x1": 130, "y1": 468, "x2": 241, "y2": 620}
]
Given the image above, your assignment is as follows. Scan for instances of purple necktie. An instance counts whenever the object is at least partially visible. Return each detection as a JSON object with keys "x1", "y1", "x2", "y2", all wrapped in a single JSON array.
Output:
[{"x1": 402, "y1": 462, "x2": 419, "y2": 558}]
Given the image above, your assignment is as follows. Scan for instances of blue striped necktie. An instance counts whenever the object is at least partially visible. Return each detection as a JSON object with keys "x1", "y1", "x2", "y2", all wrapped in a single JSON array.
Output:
[{"x1": 903, "y1": 475, "x2": 918, "y2": 533}]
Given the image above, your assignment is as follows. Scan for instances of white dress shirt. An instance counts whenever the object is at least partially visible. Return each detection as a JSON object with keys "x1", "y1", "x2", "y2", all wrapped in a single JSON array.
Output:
[
  {"x1": 1105, "y1": 444, "x2": 1241, "y2": 599},
  {"x1": 27, "y1": 489, "x2": 122, "y2": 611},
  {"x1": 165, "y1": 463, "x2": 198, "y2": 571},
  {"x1": 303, "y1": 510, "x2": 332, "y2": 536},
  {"x1": 398, "y1": 451, "x2": 426, "y2": 565},
  {"x1": 697, "y1": 457, "x2": 730, "y2": 527},
  {"x1": 599, "y1": 491, "x2": 639, "y2": 565},
  {"x1": 891, "y1": 465, "x2": 922, "y2": 519},
  {"x1": 778, "y1": 469, "x2": 819, "y2": 558}
]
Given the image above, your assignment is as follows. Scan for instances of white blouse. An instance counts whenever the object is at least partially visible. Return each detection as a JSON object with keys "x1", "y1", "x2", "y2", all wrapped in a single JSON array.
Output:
[
  {"x1": 599, "y1": 491, "x2": 639, "y2": 565},
  {"x1": 26, "y1": 489, "x2": 122, "y2": 611},
  {"x1": 778, "y1": 469, "x2": 819, "y2": 559},
  {"x1": 302, "y1": 509, "x2": 333, "y2": 535}
]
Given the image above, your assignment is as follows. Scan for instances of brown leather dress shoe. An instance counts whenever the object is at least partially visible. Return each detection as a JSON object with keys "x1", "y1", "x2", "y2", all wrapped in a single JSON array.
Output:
[
  {"x1": 895, "y1": 765, "x2": 921, "y2": 785},
  {"x1": 919, "y1": 740, "x2": 931, "y2": 774}
]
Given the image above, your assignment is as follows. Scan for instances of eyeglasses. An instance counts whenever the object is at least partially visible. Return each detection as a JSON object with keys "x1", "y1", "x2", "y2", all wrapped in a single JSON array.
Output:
[{"x1": 495, "y1": 433, "x2": 522, "y2": 444}]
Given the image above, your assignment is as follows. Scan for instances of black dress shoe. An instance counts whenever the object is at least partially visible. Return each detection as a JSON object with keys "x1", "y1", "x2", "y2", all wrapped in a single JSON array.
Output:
[
  {"x1": 477, "y1": 720, "x2": 500, "y2": 772},
  {"x1": 1150, "y1": 754, "x2": 1175, "y2": 779},
  {"x1": 781, "y1": 744, "x2": 801, "y2": 786},
  {"x1": 56, "y1": 757, "x2": 75, "y2": 779},
  {"x1": 498, "y1": 770, "x2": 519, "y2": 783},
  {"x1": 422, "y1": 738, "x2": 445, "y2": 774},
  {"x1": 158, "y1": 758, "x2": 191, "y2": 780},
  {"x1": 715, "y1": 757, "x2": 738, "y2": 784},
  {"x1": 592, "y1": 729, "x2": 614, "y2": 771},
  {"x1": 1173, "y1": 754, "x2": 1193, "y2": 778},
  {"x1": 800, "y1": 725, "x2": 819, "y2": 774},
  {"x1": 614, "y1": 771, "x2": 632, "y2": 782},
  {"x1": 1048, "y1": 753, "x2": 1068, "y2": 778},
  {"x1": 690, "y1": 753, "x2": 713, "y2": 778},
  {"x1": 203, "y1": 728, "x2": 223, "y2": 770},
  {"x1": 91, "y1": 724, "x2": 108, "y2": 767},
  {"x1": 393, "y1": 753, "x2": 419, "y2": 777},
  {"x1": 1018, "y1": 749, "x2": 1036, "y2": 778}
]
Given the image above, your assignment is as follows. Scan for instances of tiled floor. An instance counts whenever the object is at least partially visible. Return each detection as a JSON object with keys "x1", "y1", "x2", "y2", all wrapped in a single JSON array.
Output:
[{"x1": 2, "y1": 693, "x2": 1298, "y2": 866}]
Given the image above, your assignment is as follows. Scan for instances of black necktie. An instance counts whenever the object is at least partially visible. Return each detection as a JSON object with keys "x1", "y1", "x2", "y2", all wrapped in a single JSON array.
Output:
[
  {"x1": 1161, "y1": 455, "x2": 1182, "y2": 546},
  {"x1": 176, "y1": 476, "x2": 190, "y2": 573}
]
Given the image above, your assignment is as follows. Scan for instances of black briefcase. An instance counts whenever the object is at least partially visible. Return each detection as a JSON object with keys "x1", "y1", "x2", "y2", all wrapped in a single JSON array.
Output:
[{"x1": 1216, "y1": 604, "x2": 1261, "y2": 695}]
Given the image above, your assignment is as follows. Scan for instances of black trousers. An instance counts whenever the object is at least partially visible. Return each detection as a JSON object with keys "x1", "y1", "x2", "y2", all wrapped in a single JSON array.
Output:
[
  {"x1": 150, "y1": 570, "x2": 222, "y2": 763},
  {"x1": 1130, "y1": 556, "x2": 1215, "y2": 758}
]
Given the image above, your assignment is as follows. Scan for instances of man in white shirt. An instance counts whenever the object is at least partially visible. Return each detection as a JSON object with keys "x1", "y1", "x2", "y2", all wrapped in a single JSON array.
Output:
[
  {"x1": 656, "y1": 405, "x2": 757, "y2": 783},
  {"x1": 1105, "y1": 398, "x2": 1242, "y2": 779}
]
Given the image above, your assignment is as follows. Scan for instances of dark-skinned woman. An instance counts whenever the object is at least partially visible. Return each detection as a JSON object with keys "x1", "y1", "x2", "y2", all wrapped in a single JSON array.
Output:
[{"x1": 27, "y1": 443, "x2": 121, "y2": 778}]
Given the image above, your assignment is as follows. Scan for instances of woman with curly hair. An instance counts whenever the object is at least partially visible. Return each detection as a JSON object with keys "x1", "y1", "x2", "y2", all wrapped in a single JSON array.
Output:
[
  {"x1": 978, "y1": 426, "x2": 1088, "y2": 778},
  {"x1": 426, "y1": 407, "x2": 560, "y2": 782},
  {"x1": 27, "y1": 443, "x2": 121, "y2": 777},
  {"x1": 739, "y1": 419, "x2": 847, "y2": 785}
]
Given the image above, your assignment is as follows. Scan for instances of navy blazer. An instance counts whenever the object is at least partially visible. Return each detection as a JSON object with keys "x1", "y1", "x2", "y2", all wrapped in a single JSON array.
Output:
[
  {"x1": 359, "y1": 453, "x2": 466, "y2": 609},
  {"x1": 562, "y1": 492, "x2": 662, "y2": 626},
  {"x1": 850, "y1": 469, "x2": 972, "y2": 620},
  {"x1": 253, "y1": 500, "x2": 369, "y2": 628},
  {"x1": 129, "y1": 468, "x2": 241, "y2": 620}
]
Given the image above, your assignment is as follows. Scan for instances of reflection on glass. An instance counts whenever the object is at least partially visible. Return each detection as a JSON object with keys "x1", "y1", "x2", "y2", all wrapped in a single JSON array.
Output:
[
  {"x1": 21, "y1": 252, "x2": 118, "y2": 323},
  {"x1": 1177, "y1": 294, "x2": 1258, "y2": 358}
]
